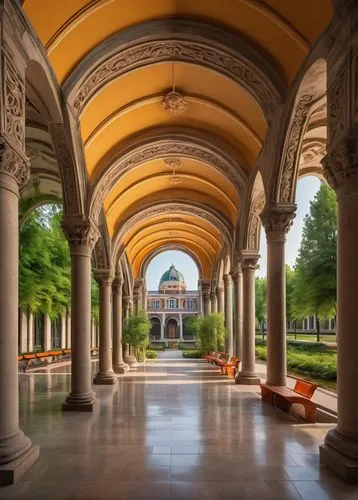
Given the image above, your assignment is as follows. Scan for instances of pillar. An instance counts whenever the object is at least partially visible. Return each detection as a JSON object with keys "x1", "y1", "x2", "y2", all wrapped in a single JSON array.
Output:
[
  {"x1": 320, "y1": 133, "x2": 358, "y2": 479},
  {"x1": 261, "y1": 204, "x2": 295, "y2": 386},
  {"x1": 223, "y1": 274, "x2": 233, "y2": 355},
  {"x1": 112, "y1": 276, "x2": 129, "y2": 374},
  {"x1": 61, "y1": 218, "x2": 99, "y2": 411},
  {"x1": 0, "y1": 141, "x2": 39, "y2": 481},
  {"x1": 217, "y1": 286, "x2": 224, "y2": 314},
  {"x1": 236, "y1": 253, "x2": 260, "y2": 385},
  {"x1": 43, "y1": 314, "x2": 52, "y2": 351},
  {"x1": 27, "y1": 311, "x2": 34, "y2": 353},
  {"x1": 161, "y1": 313, "x2": 165, "y2": 340},
  {"x1": 91, "y1": 318, "x2": 96, "y2": 349},
  {"x1": 201, "y1": 281, "x2": 211, "y2": 316},
  {"x1": 93, "y1": 271, "x2": 116, "y2": 385},
  {"x1": 19, "y1": 311, "x2": 28, "y2": 354},
  {"x1": 232, "y1": 264, "x2": 243, "y2": 358},
  {"x1": 210, "y1": 291, "x2": 218, "y2": 314},
  {"x1": 179, "y1": 314, "x2": 183, "y2": 340},
  {"x1": 60, "y1": 314, "x2": 66, "y2": 349},
  {"x1": 66, "y1": 311, "x2": 71, "y2": 349}
]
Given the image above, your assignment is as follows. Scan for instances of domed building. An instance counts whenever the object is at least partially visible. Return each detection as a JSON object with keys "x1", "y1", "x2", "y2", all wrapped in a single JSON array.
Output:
[{"x1": 147, "y1": 265, "x2": 199, "y2": 343}]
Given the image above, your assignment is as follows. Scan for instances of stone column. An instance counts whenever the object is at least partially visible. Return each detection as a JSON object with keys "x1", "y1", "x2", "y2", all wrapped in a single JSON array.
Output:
[
  {"x1": 19, "y1": 311, "x2": 28, "y2": 354},
  {"x1": 0, "y1": 140, "x2": 39, "y2": 481},
  {"x1": 27, "y1": 311, "x2": 34, "y2": 353},
  {"x1": 91, "y1": 318, "x2": 96, "y2": 349},
  {"x1": 112, "y1": 276, "x2": 129, "y2": 373},
  {"x1": 61, "y1": 218, "x2": 99, "y2": 411},
  {"x1": 123, "y1": 296, "x2": 135, "y2": 365},
  {"x1": 223, "y1": 274, "x2": 233, "y2": 355},
  {"x1": 320, "y1": 134, "x2": 358, "y2": 479},
  {"x1": 93, "y1": 271, "x2": 116, "y2": 385},
  {"x1": 60, "y1": 314, "x2": 66, "y2": 349},
  {"x1": 232, "y1": 264, "x2": 243, "y2": 358},
  {"x1": 43, "y1": 314, "x2": 52, "y2": 351},
  {"x1": 179, "y1": 314, "x2": 183, "y2": 340},
  {"x1": 236, "y1": 253, "x2": 260, "y2": 385},
  {"x1": 66, "y1": 311, "x2": 71, "y2": 349},
  {"x1": 217, "y1": 286, "x2": 224, "y2": 314},
  {"x1": 210, "y1": 291, "x2": 218, "y2": 314},
  {"x1": 161, "y1": 314, "x2": 165, "y2": 340},
  {"x1": 201, "y1": 281, "x2": 211, "y2": 316},
  {"x1": 261, "y1": 204, "x2": 295, "y2": 386}
]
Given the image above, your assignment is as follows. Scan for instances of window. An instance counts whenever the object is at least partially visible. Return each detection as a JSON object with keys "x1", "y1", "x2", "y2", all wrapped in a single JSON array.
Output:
[
  {"x1": 168, "y1": 299, "x2": 176, "y2": 309},
  {"x1": 152, "y1": 300, "x2": 160, "y2": 309},
  {"x1": 186, "y1": 300, "x2": 193, "y2": 310}
]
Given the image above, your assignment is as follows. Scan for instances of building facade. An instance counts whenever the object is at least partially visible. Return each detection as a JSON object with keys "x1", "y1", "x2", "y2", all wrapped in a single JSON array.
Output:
[{"x1": 147, "y1": 265, "x2": 199, "y2": 343}]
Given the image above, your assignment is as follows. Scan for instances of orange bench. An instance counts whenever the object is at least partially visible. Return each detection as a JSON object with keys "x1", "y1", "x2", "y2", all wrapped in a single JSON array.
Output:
[
  {"x1": 219, "y1": 356, "x2": 240, "y2": 378},
  {"x1": 260, "y1": 379, "x2": 318, "y2": 422}
]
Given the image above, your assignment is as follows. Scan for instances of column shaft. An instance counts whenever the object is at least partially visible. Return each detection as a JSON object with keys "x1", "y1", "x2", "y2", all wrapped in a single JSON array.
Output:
[
  {"x1": 210, "y1": 292, "x2": 218, "y2": 314},
  {"x1": 60, "y1": 314, "x2": 66, "y2": 349},
  {"x1": 236, "y1": 255, "x2": 260, "y2": 385},
  {"x1": 62, "y1": 219, "x2": 98, "y2": 411},
  {"x1": 94, "y1": 273, "x2": 116, "y2": 384},
  {"x1": 43, "y1": 314, "x2": 52, "y2": 351},
  {"x1": 113, "y1": 278, "x2": 128, "y2": 373},
  {"x1": 217, "y1": 287, "x2": 224, "y2": 314},
  {"x1": 27, "y1": 312, "x2": 34, "y2": 353},
  {"x1": 19, "y1": 311, "x2": 28, "y2": 353},
  {"x1": 233, "y1": 266, "x2": 243, "y2": 358},
  {"x1": 224, "y1": 274, "x2": 233, "y2": 355}
]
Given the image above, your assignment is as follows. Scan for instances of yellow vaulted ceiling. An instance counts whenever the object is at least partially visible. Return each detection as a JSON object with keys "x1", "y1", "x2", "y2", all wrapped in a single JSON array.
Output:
[
  {"x1": 22, "y1": 0, "x2": 333, "y2": 275},
  {"x1": 23, "y1": 0, "x2": 332, "y2": 85}
]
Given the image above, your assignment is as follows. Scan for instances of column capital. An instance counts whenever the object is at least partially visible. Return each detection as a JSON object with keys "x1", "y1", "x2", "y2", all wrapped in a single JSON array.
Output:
[
  {"x1": 241, "y1": 251, "x2": 260, "y2": 272},
  {"x1": 231, "y1": 263, "x2": 242, "y2": 281},
  {"x1": 260, "y1": 203, "x2": 296, "y2": 241},
  {"x1": 113, "y1": 275, "x2": 124, "y2": 294},
  {"x1": 200, "y1": 280, "x2": 211, "y2": 297},
  {"x1": 322, "y1": 131, "x2": 358, "y2": 197},
  {"x1": 223, "y1": 273, "x2": 233, "y2": 286},
  {"x1": 123, "y1": 295, "x2": 131, "y2": 307},
  {"x1": 0, "y1": 138, "x2": 29, "y2": 188},
  {"x1": 210, "y1": 291, "x2": 217, "y2": 301},
  {"x1": 93, "y1": 269, "x2": 114, "y2": 287},
  {"x1": 62, "y1": 217, "x2": 100, "y2": 256}
]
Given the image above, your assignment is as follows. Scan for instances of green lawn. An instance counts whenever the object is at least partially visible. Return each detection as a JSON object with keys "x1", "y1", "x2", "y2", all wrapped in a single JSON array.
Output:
[{"x1": 256, "y1": 333, "x2": 336, "y2": 343}]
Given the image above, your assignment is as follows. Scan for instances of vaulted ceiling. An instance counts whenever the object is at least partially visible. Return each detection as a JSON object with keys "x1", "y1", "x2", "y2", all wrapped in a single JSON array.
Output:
[{"x1": 22, "y1": 0, "x2": 332, "y2": 278}]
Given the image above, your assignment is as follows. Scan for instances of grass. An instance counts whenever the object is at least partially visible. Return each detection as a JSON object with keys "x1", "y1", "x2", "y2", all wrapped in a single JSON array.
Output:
[
  {"x1": 255, "y1": 342, "x2": 337, "y2": 390},
  {"x1": 256, "y1": 333, "x2": 337, "y2": 343}
]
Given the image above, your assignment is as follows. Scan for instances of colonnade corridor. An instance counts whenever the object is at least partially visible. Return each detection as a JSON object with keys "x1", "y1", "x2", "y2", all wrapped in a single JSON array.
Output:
[{"x1": 0, "y1": 358, "x2": 354, "y2": 499}]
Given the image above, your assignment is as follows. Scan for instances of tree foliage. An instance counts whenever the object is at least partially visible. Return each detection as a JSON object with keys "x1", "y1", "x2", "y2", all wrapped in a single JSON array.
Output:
[
  {"x1": 19, "y1": 205, "x2": 71, "y2": 319},
  {"x1": 123, "y1": 311, "x2": 151, "y2": 356},
  {"x1": 195, "y1": 313, "x2": 226, "y2": 353},
  {"x1": 292, "y1": 184, "x2": 337, "y2": 339},
  {"x1": 255, "y1": 277, "x2": 267, "y2": 337}
]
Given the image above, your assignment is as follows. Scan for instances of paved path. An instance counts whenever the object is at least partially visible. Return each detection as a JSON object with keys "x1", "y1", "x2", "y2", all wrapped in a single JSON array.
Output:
[
  {"x1": 157, "y1": 349, "x2": 183, "y2": 359},
  {"x1": 4, "y1": 359, "x2": 354, "y2": 499}
]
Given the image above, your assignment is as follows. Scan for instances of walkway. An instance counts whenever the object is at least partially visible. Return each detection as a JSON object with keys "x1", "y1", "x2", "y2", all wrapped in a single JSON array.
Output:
[
  {"x1": 2, "y1": 360, "x2": 357, "y2": 499},
  {"x1": 157, "y1": 349, "x2": 184, "y2": 359}
]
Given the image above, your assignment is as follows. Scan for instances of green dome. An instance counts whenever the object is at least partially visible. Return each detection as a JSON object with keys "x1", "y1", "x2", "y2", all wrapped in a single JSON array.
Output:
[{"x1": 159, "y1": 264, "x2": 185, "y2": 284}]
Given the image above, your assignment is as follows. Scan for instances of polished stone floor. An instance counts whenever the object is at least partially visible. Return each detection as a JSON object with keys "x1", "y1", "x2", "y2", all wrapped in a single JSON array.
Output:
[{"x1": 1, "y1": 357, "x2": 357, "y2": 499}]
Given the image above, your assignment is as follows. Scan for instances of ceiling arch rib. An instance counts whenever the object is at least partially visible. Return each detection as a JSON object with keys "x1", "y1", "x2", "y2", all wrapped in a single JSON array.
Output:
[{"x1": 89, "y1": 129, "x2": 246, "y2": 225}]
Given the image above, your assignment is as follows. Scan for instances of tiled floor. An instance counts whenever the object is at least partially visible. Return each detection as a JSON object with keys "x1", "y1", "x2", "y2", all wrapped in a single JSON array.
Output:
[{"x1": 1, "y1": 357, "x2": 357, "y2": 499}]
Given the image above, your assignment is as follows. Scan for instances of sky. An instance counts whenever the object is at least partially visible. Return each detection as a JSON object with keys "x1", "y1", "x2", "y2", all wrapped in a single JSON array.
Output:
[{"x1": 145, "y1": 176, "x2": 322, "y2": 290}]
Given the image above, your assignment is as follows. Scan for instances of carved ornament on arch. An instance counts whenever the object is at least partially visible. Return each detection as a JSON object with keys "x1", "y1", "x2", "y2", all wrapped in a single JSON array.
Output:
[
  {"x1": 0, "y1": 138, "x2": 29, "y2": 186},
  {"x1": 247, "y1": 193, "x2": 265, "y2": 250},
  {"x1": 89, "y1": 138, "x2": 245, "y2": 222},
  {"x1": 321, "y1": 130, "x2": 358, "y2": 192},
  {"x1": 71, "y1": 39, "x2": 280, "y2": 120},
  {"x1": 328, "y1": 64, "x2": 347, "y2": 146},
  {"x1": 279, "y1": 94, "x2": 315, "y2": 203}
]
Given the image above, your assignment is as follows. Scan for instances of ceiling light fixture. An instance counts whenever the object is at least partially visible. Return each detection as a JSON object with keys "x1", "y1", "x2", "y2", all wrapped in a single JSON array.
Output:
[{"x1": 161, "y1": 63, "x2": 188, "y2": 116}]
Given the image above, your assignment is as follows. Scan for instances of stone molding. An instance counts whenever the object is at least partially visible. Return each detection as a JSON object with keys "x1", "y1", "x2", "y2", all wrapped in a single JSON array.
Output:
[
  {"x1": 322, "y1": 131, "x2": 358, "y2": 195},
  {"x1": 61, "y1": 217, "x2": 100, "y2": 256},
  {"x1": 260, "y1": 203, "x2": 296, "y2": 240},
  {"x1": 278, "y1": 93, "x2": 315, "y2": 203},
  {"x1": 66, "y1": 20, "x2": 284, "y2": 120},
  {"x1": 0, "y1": 138, "x2": 29, "y2": 186},
  {"x1": 241, "y1": 251, "x2": 260, "y2": 272},
  {"x1": 89, "y1": 133, "x2": 246, "y2": 223}
]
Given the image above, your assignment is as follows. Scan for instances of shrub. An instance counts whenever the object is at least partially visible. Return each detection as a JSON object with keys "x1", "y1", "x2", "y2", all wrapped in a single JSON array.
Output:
[
  {"x1": 123, "y1": 311, "x2": 151, "y2": 358},
  {"x1": 145, "y1": 350, "x2": 158, "y2": 359},
  {"x1": 182, "y1": 350, "x2": 202, "y2": 359}
]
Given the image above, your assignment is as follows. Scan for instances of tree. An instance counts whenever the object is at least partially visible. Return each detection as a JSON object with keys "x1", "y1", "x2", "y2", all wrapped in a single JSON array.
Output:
[
  {"x1": 123, "y1": 311, "x2": 151, "y2": 359},
  {"x1": 286, "y1": 265, "x2": 299, "y2": 339},
  {"x1": 183, "y1": 315, "x2": 201, "y2": 338},
  {"x1": 292, "y1": 184, "x2": 337, "y2": 341},
  {"x1": 197, "y1": 313, "x2": 226, "y2": 354},
  {"x1": 255, "y1": 277, "x2": 267, "y2": 339}
]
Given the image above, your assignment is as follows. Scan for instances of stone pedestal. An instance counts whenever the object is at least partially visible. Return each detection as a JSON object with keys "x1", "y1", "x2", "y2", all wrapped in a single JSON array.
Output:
[
  {"x1": 320, "y1": 138, "x2": 358, "y2": 479},
  {"x1": 112, "y1": 276, "x2": 129, "y2": 374},
  {"x1": 0, "y1": 148, "x2": 39, "y2": 484},
  {"x1": 261, "y1": 204, "x2": 295, "y2": 386},
  {"x1": 236, "y1": 253, "x2": 261, "y2": 385},
  {"x1": 62, "y1": 218, "x2": 99, "y2": 411}
]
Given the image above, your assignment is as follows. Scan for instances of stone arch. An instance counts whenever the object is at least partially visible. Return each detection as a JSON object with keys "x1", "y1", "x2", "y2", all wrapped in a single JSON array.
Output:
[
  {"x1": 92, "y1": 212, "x2": 112, "y2": 272},
  {"x1": 111, "y1": 200, "x2": 233, "y2": 269},
  {"x1": 64, "y1": 19, "x2": 285, "y2": 121},
  {"x1": 274, "y1": 58, "x2": 327, "y2": 204},
  {"x1": 240, "y1": 171, "x2": 266, "y2": 253},
  {"x1": 139, "y1": 245, "x2": 203, "y2": 282},
  {"x1": 88, "y1": 128, "x2": 247, "y2": 224}
]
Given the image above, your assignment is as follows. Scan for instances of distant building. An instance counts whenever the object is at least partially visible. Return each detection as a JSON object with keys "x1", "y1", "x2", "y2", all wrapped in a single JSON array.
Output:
[{"x1": 147, "y1": 264, "x2": 199, "y2": 343}]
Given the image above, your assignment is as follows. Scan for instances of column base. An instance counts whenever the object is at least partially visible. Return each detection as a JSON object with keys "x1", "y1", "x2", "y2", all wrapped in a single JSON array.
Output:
[
  {"x1": 320, "y1": 428, "x2": 358, "y2": 481},
  {"x1": 62, "y1": 391, "x2": 98, "y2": 412},
  {"x1": 235, "y1": 371, "x2": 261, "y2": 385},
  {"x1": 0, "y1": 443, "x2": 39, "y2": 485},
  {"x1": 93, "y1": 373, "x2": 117, "y2": 385},
  {"x1": 113, "y1": 362, "x2": 129, "y2": 374},
  {"x1": 124, "y1": 355, "x2": 138, "y2": 367}
]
